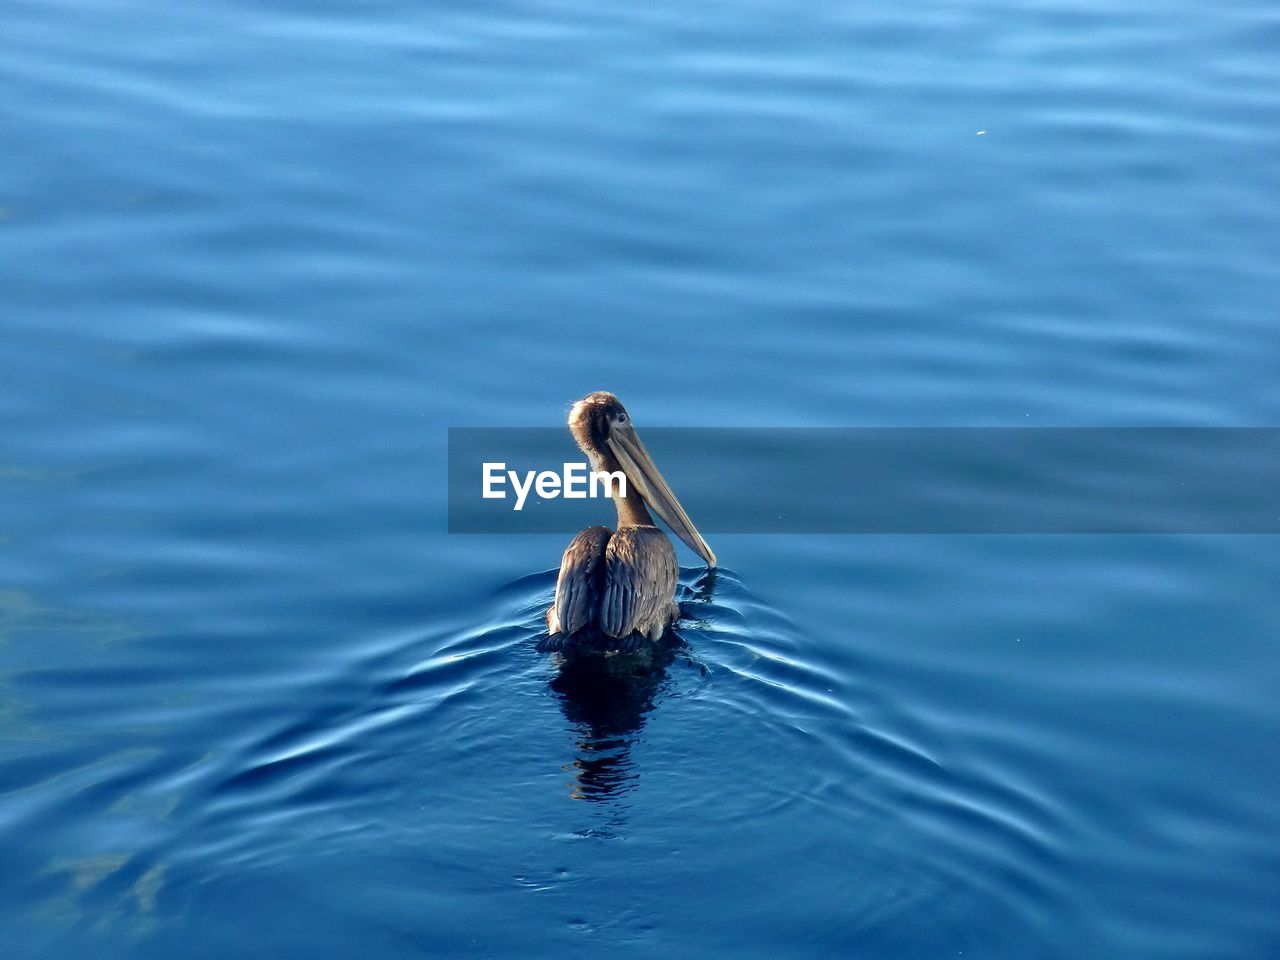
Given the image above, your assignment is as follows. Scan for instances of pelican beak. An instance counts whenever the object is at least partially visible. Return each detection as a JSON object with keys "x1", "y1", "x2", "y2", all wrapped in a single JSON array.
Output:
[{"x1": 607, "y1": 425, "x2": 717, "y2": 567}]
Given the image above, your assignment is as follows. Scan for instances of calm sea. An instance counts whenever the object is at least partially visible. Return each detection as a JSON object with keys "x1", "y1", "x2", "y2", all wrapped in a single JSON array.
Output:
[{"x1": 2, "y1": 1, "x2": 1278, "y2": 957}]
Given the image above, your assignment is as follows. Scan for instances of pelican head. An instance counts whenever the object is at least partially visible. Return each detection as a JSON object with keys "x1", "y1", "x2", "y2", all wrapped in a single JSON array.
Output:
[{"x1": 568, "y1": 392, "x2": 716, "y2": 567}]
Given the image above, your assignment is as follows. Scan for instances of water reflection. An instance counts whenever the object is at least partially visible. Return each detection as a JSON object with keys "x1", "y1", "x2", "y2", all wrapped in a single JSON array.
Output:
[
  {"x1": 550, "y1": 643, "x2": 677, "y2": 801},
  {"x1": 549, "y1": 569, "x2": 717, "y2": 802}
]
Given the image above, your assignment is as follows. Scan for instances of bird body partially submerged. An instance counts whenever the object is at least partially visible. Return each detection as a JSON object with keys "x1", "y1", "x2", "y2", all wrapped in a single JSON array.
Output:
[
  {"x1": 540, "y1": 393, "x2": 715, "y2": 655},
  {"x1": 543, "y1": 524, "x2": 679, "y2": 652}
]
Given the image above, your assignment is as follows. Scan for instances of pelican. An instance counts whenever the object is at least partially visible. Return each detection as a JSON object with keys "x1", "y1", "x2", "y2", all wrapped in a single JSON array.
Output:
[{"x1": 540, "y1": 392, "x2": 716, "y2": 654}]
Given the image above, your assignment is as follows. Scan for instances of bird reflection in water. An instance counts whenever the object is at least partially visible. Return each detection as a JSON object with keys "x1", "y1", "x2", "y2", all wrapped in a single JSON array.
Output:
[{"x1": 548, "y1": 569, "x2": 717, "y2": 803}]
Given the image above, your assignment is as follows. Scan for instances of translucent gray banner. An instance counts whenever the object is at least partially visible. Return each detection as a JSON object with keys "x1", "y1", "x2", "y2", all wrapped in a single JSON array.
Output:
[{"x1": 448, "y1": 428, "x2": 1280, "y2": 533}]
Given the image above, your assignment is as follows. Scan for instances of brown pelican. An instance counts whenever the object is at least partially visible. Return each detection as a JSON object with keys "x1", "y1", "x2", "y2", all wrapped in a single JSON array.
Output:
[{"x1": 540, "y1": 392, "x2": 716, "y2": 654}]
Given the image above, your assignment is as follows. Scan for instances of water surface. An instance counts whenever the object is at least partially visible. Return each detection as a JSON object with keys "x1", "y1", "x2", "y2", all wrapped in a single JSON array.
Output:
[{"x1": 2, "y1": 0, "x2": 1278, "y2": 957}]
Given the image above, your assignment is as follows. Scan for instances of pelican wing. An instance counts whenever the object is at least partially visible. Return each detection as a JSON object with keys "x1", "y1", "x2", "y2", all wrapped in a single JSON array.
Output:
[
  {"x1": 549, "y1": 526, "x2": 612, "y2": 636},
  {"x1": 600, "y1": 526, "x2": 679, "y2": 639}
]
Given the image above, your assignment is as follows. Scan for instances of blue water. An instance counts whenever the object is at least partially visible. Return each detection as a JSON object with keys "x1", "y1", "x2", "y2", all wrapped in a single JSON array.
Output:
[{"x1": 3, "y1": 1, "x2": 1279, "y2": 956}]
